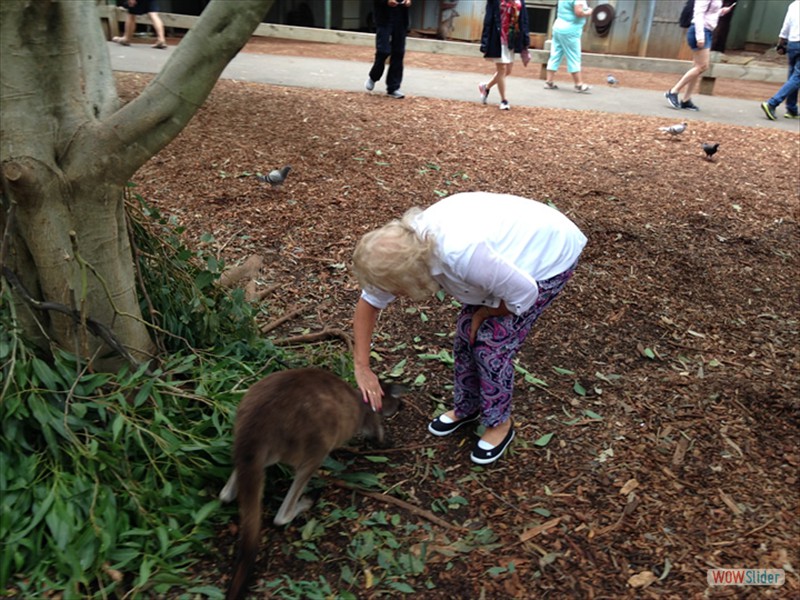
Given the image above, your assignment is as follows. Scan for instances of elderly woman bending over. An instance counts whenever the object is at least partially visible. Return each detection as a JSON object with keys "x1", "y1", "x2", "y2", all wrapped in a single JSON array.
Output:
[{"x1": 352, "y1": 192, "x2": 587, "y2": 465}]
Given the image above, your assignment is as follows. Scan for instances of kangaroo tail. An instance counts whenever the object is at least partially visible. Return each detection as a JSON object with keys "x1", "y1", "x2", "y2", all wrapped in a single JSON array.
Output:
[{"x1": 225, "y1": 458, "x2": 264, "y2": 600}]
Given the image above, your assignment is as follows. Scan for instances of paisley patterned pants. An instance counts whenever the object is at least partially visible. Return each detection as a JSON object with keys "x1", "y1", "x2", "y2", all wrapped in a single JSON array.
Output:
[{"x1": 452, "y1": 264, "x2": 577, "y2": 428}]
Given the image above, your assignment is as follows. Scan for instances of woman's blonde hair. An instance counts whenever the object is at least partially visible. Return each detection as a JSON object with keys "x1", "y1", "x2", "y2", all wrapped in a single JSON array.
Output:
[{"x1": 352, "y1": 208, "x2": 439, "y2": 301}]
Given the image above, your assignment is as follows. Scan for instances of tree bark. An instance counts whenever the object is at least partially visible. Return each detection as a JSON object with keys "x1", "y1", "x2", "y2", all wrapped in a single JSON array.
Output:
[{"x1": 0, "y1": 0, "x2": 274, "y2": 369}]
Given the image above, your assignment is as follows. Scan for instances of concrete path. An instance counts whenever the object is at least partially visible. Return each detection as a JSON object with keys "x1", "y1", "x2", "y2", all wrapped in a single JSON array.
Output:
[{"x1": 108, "y1": 42, "x2": 800, "y2": 132}]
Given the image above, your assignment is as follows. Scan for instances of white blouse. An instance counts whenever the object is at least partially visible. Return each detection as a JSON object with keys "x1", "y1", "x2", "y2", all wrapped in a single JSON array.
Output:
[{"x1": 361, "y1": 192, "x2": 587, "y2": 315}]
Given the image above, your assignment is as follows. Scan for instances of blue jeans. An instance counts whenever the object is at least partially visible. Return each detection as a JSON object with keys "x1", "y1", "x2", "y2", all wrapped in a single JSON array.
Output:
[{"x1": 768, "y1": 41, "x2": 800, "y2": 115}]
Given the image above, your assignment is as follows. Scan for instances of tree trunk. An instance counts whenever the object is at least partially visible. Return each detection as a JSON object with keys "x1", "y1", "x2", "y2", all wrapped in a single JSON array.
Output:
[{"x1": 0, "y1": 0, "x2": 274, "y2": 369}]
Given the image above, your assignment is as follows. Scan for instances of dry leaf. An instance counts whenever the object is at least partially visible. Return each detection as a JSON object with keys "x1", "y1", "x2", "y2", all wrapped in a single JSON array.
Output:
[
  {"x1": 102, "y1": 564, "x2": 124, "y2": 583},
  {"x1": 620, "y1": 478, "x2": 639, "y2": 495},
  {"x1": 718, "y1": 488, "x2": 744, "y2": 515},
  {"x1": 672, "y1": 436, "x2": 689, "y2": 466},
  {"x1": 628, "y1": 570, "x2": 658, "y2": 588},
  {"x1": 519, "y1": 517, "x2": 562, "y2": 542}
]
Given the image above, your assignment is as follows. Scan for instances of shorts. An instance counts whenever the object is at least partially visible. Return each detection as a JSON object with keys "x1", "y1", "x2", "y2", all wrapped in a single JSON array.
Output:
[
  {"x1": 491, "y1": 45, "x2": 515, "y2": 65},
  {"x1": 123, "y1": 0, "x2": 159, "y2": 15},
  {"x1": 687, "y1": 25, "x2": 712, "y2": 51}
]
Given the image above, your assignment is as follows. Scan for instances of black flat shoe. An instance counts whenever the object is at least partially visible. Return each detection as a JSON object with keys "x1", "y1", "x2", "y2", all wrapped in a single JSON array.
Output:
[
  {"x1": 470, "y1": 425, "x2": 515, "y2": 465},
  {"x1": 427, "y1": 410, "x2": 480, "y2": 437}
]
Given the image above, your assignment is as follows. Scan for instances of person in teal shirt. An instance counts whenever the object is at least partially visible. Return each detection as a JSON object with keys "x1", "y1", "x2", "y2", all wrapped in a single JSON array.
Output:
[{"x1": 544, "y1": 0, "x2": 593, "y2": 93}]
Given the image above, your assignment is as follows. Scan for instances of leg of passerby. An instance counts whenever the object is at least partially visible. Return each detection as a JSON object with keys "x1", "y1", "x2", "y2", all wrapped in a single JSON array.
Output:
[
  {"x1": 564, "y1": 30, "x2": 589, "y2": 92},
  {"x1": 485, "y1": 63, "x2": 506, "y2": 105},
  {"x1": 113, "y1": 12, "x2": 136, "y2": 45},
  {"x1": 667, "y1": 25, "x2": 710, "y2": 110},
  {"x1": 493, "y1": 63, "x2": 513, "y2": 109},
  {"x1": 366, "y1": 26, "x2": 391, "y2": 91},
  {"x1": 784, "y1": 44, "x2": 800, "y2": 117},
  {"x1": 762, "y1": 57, "x2": 800, "y2": 120},
  {"x1": 385, "y1": 19, "x2": 406, "y2": 98},
  {"x1": 544, "y1": 33, "x2": 564, "y2": 89},
  {"x1": 672, "y1": 47, "x2": 708, "y2": 110},
  {"x1": 148, "y1": 11, "x2": 167, "y2": 48}
]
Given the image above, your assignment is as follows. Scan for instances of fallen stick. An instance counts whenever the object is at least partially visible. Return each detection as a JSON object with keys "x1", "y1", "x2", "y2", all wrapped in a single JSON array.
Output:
[
  {"x1": 245, "y1": 281, "x2": 280, "y2": 303},
  {"x1": 260, "y1": 306, "x2": 303, "y2": 334},
  {"x1": 329, "y1": 478, "x2": 466, "y2": 532},
  {"x1": 273, "y1": 327, "x2": 353, "y2": 353}
]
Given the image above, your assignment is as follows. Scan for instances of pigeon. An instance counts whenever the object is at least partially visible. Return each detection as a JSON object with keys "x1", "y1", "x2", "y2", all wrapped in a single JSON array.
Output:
[
  {"x1": 659, "y1": 122, "x2": 687, "y2": 136},
  {"x1": 606, "y1": 74, "x2": 619, "y2": 86},
  {"x1": 256, "y1": 165, "x2": 291, "y2": 187},
  {"x1": 702, "y1": 142, "x2": 720, "y2": 160}
]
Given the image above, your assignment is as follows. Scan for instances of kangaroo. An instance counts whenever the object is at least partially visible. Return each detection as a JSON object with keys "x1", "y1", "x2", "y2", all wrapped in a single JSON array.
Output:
[{"x1": 219, "y1": 367, "x2": 403, "y2": 600}]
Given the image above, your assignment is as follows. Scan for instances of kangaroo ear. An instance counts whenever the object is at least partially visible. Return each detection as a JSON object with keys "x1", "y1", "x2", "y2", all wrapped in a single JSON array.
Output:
[{"x1": 377, "y1": 381, "x2": 405, "y2": 417}]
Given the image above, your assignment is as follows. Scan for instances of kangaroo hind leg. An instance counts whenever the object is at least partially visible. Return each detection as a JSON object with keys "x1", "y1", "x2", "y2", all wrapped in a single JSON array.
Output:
[
  {"x1": 219, "y1": 468, "x2": 238, "y2": 502},
  {"x1": 273, "y1": 461, "x2": 322, "y2": 526}
]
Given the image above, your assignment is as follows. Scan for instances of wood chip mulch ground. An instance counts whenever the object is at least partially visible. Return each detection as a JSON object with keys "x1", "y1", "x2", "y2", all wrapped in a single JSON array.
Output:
[{"x1": 117, "y1": 42, "x2": 798, "y2": 598}]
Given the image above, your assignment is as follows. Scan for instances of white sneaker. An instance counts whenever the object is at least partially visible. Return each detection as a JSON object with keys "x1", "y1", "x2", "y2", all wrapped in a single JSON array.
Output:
[
  {"x1": 478, "y1": 82, "x2": 489, "y2": 104},
  {"x1": 387, "y1": 90, "x2": 405, "y2": 99},
  {"x1": 499, "y1": 100, "x2": 510, "y2": 110},
  {"x1": 365, "y1": 78, "x2": 375, "y2": 91}
]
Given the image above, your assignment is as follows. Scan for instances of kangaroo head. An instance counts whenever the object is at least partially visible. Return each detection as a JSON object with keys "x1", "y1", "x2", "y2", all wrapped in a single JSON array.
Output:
[
  {"x1": 360, "y1": 381, "x2": 405, "y2": 446},
  {"x1": 378, "y1": 382, "x2": 404, "y2": 417}
]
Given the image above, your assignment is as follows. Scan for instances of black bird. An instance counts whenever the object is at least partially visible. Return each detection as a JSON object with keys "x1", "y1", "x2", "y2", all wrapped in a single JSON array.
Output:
[
  {"x1": 702, "y1": 142, "x2": 720, "y2": 161},
  {"x1": 256, "y1": 165, "x2": 291, "y2": 188}
]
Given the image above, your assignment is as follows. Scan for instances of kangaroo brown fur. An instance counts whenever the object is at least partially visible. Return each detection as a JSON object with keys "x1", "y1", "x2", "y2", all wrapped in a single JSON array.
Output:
[{"x1": 219, "y1": 368, "x2": 402, "y2": 600}]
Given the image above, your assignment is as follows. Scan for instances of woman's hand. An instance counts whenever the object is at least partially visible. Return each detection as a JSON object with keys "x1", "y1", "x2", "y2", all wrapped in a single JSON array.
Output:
[
  {"x1": 470, "y1": 302, "x2": 512, "y2": 344},
  {"x1": 356, "y1": 363, "x2": 384, "y2": 411},
  {"x1": 470, "y1": 307, "x2": 490, "y2": 344},
  {"x1": 353, "y1": 297, "x2": 383, "y2": 410}
]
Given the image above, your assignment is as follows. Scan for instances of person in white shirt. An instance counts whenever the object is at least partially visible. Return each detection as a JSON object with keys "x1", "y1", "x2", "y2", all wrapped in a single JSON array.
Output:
[
  {"x1": 351, "y1": 192, "x2": 587, "y2": 464},
  {"x1": 761, "y1": 0, "x2": 800, "y2": 120}
]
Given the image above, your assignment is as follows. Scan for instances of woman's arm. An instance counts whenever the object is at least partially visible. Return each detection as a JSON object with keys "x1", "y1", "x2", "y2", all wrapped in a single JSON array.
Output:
[
  {"x1": 693, "y1": 0, "x2": 712, "y2": 45},
  {"x1": 353, "y1": 297, "x2": 384, "y2": 410},
  {"x1": 573, "y1": 1, "x2": 592, "y2": 18},
  {"x1": 469, "y1": 302, "x2": 512, "y2": 344}
]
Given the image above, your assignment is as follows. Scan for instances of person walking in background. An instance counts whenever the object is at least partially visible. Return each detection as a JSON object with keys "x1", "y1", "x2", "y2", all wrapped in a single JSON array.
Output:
[
  {"x1": 365, "y1": 0, "x2": 411, "y2": 99},
  {"x1": 761, "y1": 0, "x2": 800, "y2": 120},
  {"x1": 112, "y1": 0, "x2": 167, "y2": 49},
  {"x1": 351, "y1": 192, "x2": 586, "y2": 465},
  {"x1": 665, "y1": 0, "x2": 735, "y2": 111},
  {"x1": 543, "y1": 0, "x2": 593, "y2": 93},
  {"x1": 478, "y1": 0, "x2": 531, "y2": 111}
]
